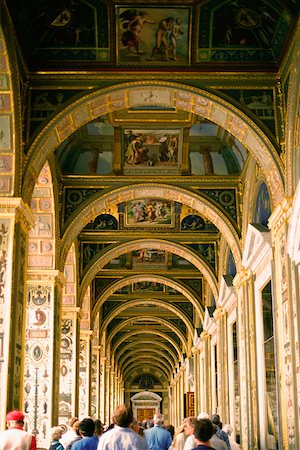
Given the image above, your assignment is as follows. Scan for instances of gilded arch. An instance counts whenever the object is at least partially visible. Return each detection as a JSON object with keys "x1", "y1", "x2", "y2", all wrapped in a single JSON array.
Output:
[
  {"x1": 23, "y1": 82, "x2": 284, "y2": 205},
  {"x1": 92, "y1": 273, "x2": 205, "y2": 324},
  {"x1": 114, "y1": 341, "x2": 178, "y2": 367},
  {"x1": 100, "y1": 303, "x2": 191, "y2": 344},
  {"x1": 118, "y1": 349, "x2": 175, "y2": 373},
  {"x1": 286, "y1": 22, "x2": 300, "y2": 195},
  {"x1": 107, "y1": 327, "x2": 182, "y2": 359},
  {"x1": 83, "y1": 238, "x2": 217, "y2": 306},
  {"x1": 122, "y1": 356, "x2": 172, "y2": 378},
  {"x1": 65, "y1": 185, "x2": 241, "y2": 274},
  {"x1": 126, "y1": 368, "x2": 168, "y2": 385}
]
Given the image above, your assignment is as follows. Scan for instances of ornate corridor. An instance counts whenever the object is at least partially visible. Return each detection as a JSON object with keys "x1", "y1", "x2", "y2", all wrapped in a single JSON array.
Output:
[{"x1": 0, "y1": 1, "x2": 300, "y2": 449}]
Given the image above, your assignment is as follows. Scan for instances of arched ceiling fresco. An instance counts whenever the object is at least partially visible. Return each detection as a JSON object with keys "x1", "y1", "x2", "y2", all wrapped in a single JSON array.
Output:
[
  {"x1": 6, "y1": 0, "x2": 299, "y2": 71},
  {"x1": 6, "y1": 0, "x2": 299, "y2": 393}
]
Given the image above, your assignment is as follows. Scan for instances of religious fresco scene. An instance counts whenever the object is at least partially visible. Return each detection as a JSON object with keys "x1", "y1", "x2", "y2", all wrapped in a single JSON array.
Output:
[{"x1": 1, "y1": 1, "x2": 300, "y2": 450}]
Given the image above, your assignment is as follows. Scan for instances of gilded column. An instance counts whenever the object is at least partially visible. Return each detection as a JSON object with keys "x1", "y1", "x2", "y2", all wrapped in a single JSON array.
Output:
[
  {"x1": 113, "y1": 127, "x2": 122, "y2": 174},
  {"x1": 0, "y1": 198, "x2": 34, "y2": 427},
  {"x1": 79, "y1": 330, "x2": 92, "y2": 417},
  {"x1": 25, "y1": 269, "x2": 65, "y2": 448},
  {"x1": 199, "y1": 331, "x2": 211, "y2": 413},
  {"x1": 192, "y1": 347, "x2": 200, "y2": 416},
  {"x1": 213, "y1": 307, "x2": 229, "y2": 423},
  {"x1": 91, "y1": 344, "x2": 101, "y2": 418},
  {"x1": 181, "y1": 127, "x2": 191, "y2": 174},
  {"x1": 233, "y1": 269, "x2": 258, "y2": 450},
  {"x1": 99, "y1": 355, "x2": 106, "y2": 424},
  {"x1": 59, "y1": 307, "x2": 80, "y2": 420},
  {"x1": 110, "y1": 370, "x2": 115, "y2": 418},
  {"x1": 180, "y1": 368, "x2": 185, "y2": 421},
  {"x1": 269, "y1": 198, "x2": 299, "y2": 449},
  {"x1": 105, "y1": 364, "x2": 111, "y2": 425}
]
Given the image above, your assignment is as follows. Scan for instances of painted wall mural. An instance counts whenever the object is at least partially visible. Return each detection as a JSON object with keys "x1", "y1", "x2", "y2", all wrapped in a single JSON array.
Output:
[
  {"x1": 116, "y1": 7, "x2": 190, "y2": 65},
  {"x1": 197, "y1": 0, "x2": 293, "y2": 63},
  {"x1": 125, "y1": 199, "x2": 173, "y2": 227},
  {"x1": 59, "y1": 319, "x2": 74, "y2": 422},
  {"x1": 253, "y1": 182, "x2": 271, "y2": 227},
  {"x1": 28, "y1": 163, "x2": 55, "y2": 270},
  {"x1": 24, "y1": 285, "x2": 52, "y2": 448},
  {"x1": 29, "y1": 90, "x2": 82, "y2": 138},
  {"x1": 220, "y1": 89, "x2": 276, "y2": 136},
  {"x1": 0, "y1": 30, "x2": 14, "y2": 196},
  {"x1": 123, "y1": 129, "x2": 181, "y2": 174},
  {"x1": 83, "y1": 214, "x2": 118, "y2": 231},
  {"x1": 11, "y1": 2, "x2": 110, "y2": 64},
  {"x1": 132, "y1": 250, "x2": 167, "y2": 270}
]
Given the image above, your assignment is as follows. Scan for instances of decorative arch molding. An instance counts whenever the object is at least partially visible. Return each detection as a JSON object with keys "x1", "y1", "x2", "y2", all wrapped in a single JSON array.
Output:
[
  {"x1": 286, "y1": 21, "x2": 300, "y2": 195},
  {"x1": 114, "y1": 340, "x2": 178, "y2": 367},
  {"x1": 0, "y1": 22, "x2": 19, "y2": 196},
  {"x1": 126, "y1": 367, "x2": 168, "y2": 385},
  {"x1": 64, "y1": 185, "x2": 241, "y2": 275},
  {"x1": 84, "y1": 239, "x2": 217, "y2": 307},
  {"x1": 131, "y1": 392, "x2": 162, "y2": 401},
  {"x1": 23, "y1": 81, "x2": 284, "y2": 205},
  {"x1": 100, "y1": 306, "x2": 189, "y2": 348},
  {"x1": 92, "y1": 273, "x2": 204, "y2": 324},
  {"x1": 118, "y1": 349, "x2": 175, "y2": 373},
  {"x1": 107, "y1": 327, "x2": 183, "y2": 359},
  {"x1": 288, "y1": 180, "x2": 300, "y2": 265},
  {"x1": 123, "y1": 358, "x2": 172, "y2": 379}
]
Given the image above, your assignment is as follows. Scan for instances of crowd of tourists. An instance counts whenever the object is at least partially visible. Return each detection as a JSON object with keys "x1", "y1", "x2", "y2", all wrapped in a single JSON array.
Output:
[{"x1": 0, "y1": 406, "x2": 240, "y2": 450}]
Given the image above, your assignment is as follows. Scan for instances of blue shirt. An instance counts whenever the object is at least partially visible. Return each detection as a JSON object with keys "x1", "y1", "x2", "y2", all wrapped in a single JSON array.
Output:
[
  {"x1": 144, "y1": 425, "x2": 172, "y2": 450},
  {"x1": 72, "y1": 436, "x2": 99, "y2": 450}
]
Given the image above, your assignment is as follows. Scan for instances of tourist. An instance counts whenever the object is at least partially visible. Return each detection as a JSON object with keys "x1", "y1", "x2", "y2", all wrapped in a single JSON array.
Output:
[
  {"x1": 97, "y1": 404, "x2": 147, "y2": 449},
  {"x1": 0, "y1": 410, "x2": 36, "y2": 450},
  {"x1": 144, "y1": 413, "x2": 172, "y2": 449}
]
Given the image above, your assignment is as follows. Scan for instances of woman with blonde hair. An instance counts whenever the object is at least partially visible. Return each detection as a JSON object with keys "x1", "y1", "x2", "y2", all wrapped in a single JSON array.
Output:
[
  {"x1": 183, "y1": 417, "x2": 198, "y2": 450},
  {"x1": 170, "y1": 423, "x2": 186, "y2": 450},
  {"x1": 49, "y1": 427, "x2": 64, "y2": 450}
]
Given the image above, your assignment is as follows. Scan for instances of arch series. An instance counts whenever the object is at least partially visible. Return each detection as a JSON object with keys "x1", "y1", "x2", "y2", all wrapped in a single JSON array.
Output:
[
  {"x1": 23, "y1": 82, "x2": 284, "y2": 209},
  {"x1": 92, "y1": 273, "x2": 205, "y2": 325}
]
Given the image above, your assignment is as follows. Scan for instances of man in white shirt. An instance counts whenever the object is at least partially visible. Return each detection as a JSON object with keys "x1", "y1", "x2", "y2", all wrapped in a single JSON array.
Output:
[{"x1": 97, "y1": 404, "x2": 148, "y2": 450}]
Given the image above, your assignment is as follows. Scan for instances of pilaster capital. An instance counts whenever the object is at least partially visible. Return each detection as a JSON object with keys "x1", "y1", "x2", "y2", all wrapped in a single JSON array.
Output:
[
  {"x1": 191, "y1": 346, "x2": 200, "y2": 355},
  {"x1": 62, "y1": 306, "x2": 80, "y2": 318},
  {"x1": 200, "y1": 330, "x2": 210, "y2": 341},
  {"x1": 80, "y1": 329, "x2": 93, "y2": 339},
  {"x1": 233, "y1": 267, "x2": 253, "y2": 288},
  {"x1": 27, "y1": 269, "x2": 66, "y2": 287},
  {"x1": 268, "y1": 196, "x2": 293, "y2": 236},
  {"x1": 0, "y1": 197, "x2": 35, "y2": 231},
  {"x1": 213, "y1": 307, "x2": 226, "y2": 321}
]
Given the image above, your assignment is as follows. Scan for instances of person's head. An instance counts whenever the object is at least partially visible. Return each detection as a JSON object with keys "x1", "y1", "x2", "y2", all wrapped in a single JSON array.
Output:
[
  {"x1": 94, "y1": 419, "x2": 104, "y2": 436},
  {"x1": 166, "y1": 424, "x2": 175, "y2": 438},
  {"x1": 197, "y1": 412, "x2": 209, "y2": 420},
  {"x1": 6, "y1": 411, "x2": 25, "y2": 429},
  {"x1": 183, "y1": 417, "x2": 197, "y2": 436},
  {"x1": 211, "y1": 414, "x2": 222, "y2": 428},
  {"x1": 130, "y1": 418, "x2": 139, "y2": 433},
  {"x1": 73, "y1": 420, "x2": 81, "y2": 436},
  {"x1": 153, "y1": 413, "x2": 164, "y2": 426},
  {"x1": 174, "y1": 423, "x2": 185, "y2": 436},
  {"x1": 79, "y1": 418, "x2": 95, "y2": 437},
  {"x1": 50, "y1": 426, "x2": 64, "y2": 441},
  {"x1": 113, "y1": 404, "x2": 133, "y2": 428},
  {"x1": 67, "y1": 416, "x2": 79, "y2": 428},
  {"x1": 222, "y1": 424, "x2": 233, "y2": 436},
  {"x1": 147, "y1": 419, "x2": 154, "y2": 428},
  {"x1": 194, "y1": 419, "x2": 214, "y2": 443}
]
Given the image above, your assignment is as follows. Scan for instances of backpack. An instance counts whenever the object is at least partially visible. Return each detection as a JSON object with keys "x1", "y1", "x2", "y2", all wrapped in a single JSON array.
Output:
[{"x1": 49, "y1": 442, "x2": 64, "y2": 450}]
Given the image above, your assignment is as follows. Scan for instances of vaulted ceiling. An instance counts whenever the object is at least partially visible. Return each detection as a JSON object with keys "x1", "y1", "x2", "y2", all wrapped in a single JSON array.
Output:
[{"x1": 6, "y1": 0, "x2": 298, "y2": 389}]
